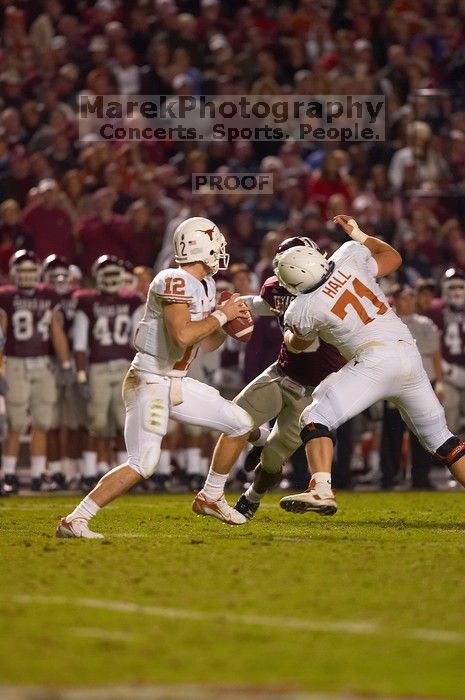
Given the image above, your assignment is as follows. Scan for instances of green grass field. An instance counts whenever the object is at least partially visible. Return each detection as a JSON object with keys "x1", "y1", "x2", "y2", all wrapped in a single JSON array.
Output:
[{"x1": 1, "y1": 491, "x2": 465, "y2": 699}]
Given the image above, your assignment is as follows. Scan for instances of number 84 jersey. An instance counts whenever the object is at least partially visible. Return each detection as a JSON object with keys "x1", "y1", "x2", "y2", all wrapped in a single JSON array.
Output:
[
  {"x1": 0, "y1": 283, "x2": 59, "y2": 358},
  {"x1": 72, "y1": 289, "x2": 144, "y2": 362},
  {"x1": 284, "y1": 241, "x2": 413, "y2": 361}
]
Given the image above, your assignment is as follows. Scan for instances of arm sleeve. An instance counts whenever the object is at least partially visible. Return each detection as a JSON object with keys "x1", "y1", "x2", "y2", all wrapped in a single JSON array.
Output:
[
  {"x1": 72, "y1": 310, "x2": 89, "y2": 352},
  {"x1": 241, "y1": 295, "x2": 276, "y2": 316}
]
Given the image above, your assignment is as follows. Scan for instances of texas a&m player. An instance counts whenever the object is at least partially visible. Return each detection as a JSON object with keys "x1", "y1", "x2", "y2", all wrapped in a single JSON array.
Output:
[
  {"x1": 0, "y1": 250, "x2": 71, "y2": 492},
  {"x1": 427, "y1": 268, "x2": 465, "y2": 434},
  {"x1": 276, "y1": 215, "x2": 465, "y2": 516},
  {"x1": 42, "y1": 254, "x2": 85, "y2": 487},
  {"x1": 71, "y1": 255, "x2": 144, "y2": 489},
  {"x1": 233, "y1": 237, "x2": 345, "y2": 519},
  {"x1": 57, "y1": 217, "x2": 253, "y2": 538}
]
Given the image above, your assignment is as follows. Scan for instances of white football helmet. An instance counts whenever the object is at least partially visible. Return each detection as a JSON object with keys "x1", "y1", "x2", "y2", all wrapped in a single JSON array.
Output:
[
  {"x1": 274, "y1": 246, "x2": 333, "y2": 295},
  {"x1": 173, "y1": 216, "x2": 229, "y2": 275}
]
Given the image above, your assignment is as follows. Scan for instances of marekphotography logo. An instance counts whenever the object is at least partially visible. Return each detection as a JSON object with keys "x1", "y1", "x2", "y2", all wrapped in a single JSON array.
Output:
[
  {"x1": 192, "y1": 173, "x2": 273, "y2": 194},
  {"x1": 78, "y1": 94, "x2": 385, "y2": 142}
]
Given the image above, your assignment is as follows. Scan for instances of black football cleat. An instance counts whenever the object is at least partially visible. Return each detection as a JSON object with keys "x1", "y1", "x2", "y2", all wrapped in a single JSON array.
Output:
[
  {"x1": 3, "y1": 474, "x2": 20, "y2": 494},
  {"x1": 51, "y1": 472, "x2": 68, "y2": 490},
  {"x1": 234, "y1": 493, "x2": 260, "y2": 520}
]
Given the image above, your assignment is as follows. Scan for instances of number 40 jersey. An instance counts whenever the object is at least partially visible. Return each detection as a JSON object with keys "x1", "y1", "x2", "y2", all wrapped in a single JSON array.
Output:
[
  {"x1": 72, "y1": 288, "x2": 144, "y2": 362},
  {"x1": 284, "y1": 241, "x2": 413, "y2": 361}
]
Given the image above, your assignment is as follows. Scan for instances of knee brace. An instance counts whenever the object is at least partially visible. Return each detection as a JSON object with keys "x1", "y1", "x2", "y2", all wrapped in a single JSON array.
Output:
[
  {"x1": 300, "y1": 422, "x2": 336, "y2": 447},
  {"x1": 435, "y1": 436, "x2": 465, "y2": 466}
]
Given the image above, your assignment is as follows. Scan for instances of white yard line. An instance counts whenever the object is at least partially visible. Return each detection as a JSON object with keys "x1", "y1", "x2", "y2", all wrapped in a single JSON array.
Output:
[{"x1": 12, "y1": 594, "x2": 465, "y2": 645}]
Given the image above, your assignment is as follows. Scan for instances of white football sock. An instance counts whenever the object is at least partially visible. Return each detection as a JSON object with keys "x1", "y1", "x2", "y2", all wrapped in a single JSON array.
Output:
[
  {"x1": 82, "y1": 451, "x2": 97, "y2": 478},
  {"x1": 157, "y1": 450, "x2": 171, "y2": 476},
  {"x1": 67, "y1": 495, "x2": 100, "y2": 522},
  {"x1": 310, "y1": 471, "x2": 333, "y2": 497},
  {"x1": 244, "y1": 486, "x2": 263, "y2": 503},
  {"x1": 201, "y1": 469, "x2": 228, "y2": 501},
  {"x1": 186, "y1": 447, "x2": 201, "y2": 475},
  {"x1": 49, "y1": 460, "x2": 62, "y2": 475},
  {"x1": 31, "y1": 456, "x2": 46, "y2": 479},
  {"x1": 2, "y1": 455, "x2": 17, "y2": 476},
  {"x1": 250, "y1": 426, "x2": 270, "y2": 447},
  {"x1": 97, "y1": 461, "x2": 110, "y2": 474},
  {"x1": 200, "y1": 457, "x2": 209, "y2": 476}
]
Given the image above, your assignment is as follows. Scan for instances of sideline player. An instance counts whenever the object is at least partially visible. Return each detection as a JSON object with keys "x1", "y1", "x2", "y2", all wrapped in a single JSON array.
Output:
[
  {"x1": 72, "y1": 255, "x2": 144, "y2": 488},
  {"x1": 0, "y1": 250, "x2": 71, "y2": 492},
  {"x1": 275, "y1": 215, "x2": 465, "y2": 515},
  {"x1": 43, "y1": 254, "x2": 83, "y2": 487},
  {"x1": 233, "y1": 237, "x2": 345, "y2": 519},
  {"x1": 426, "y1": 269, "x2": 465, "y2": 434},
  {"x1": 57, "y1": 217, "x2": 253, "y2": 538}
]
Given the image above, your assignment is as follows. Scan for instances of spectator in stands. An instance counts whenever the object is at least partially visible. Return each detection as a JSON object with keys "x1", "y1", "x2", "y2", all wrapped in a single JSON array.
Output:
[
  {"x1": 308, "y1": 152, "x2": 352, "y2": 218},
  {"x1": 76, "y1": 187, "x2": 133, "y2": 275},
  {"x1": 0, "y1": 200, "x2": 26, "y2": 276},
  {"x1": 22, "y1": 178, "x2": 75, "y2": 260},
  {"x1": 126, "y1": 199, "x2": 161, "y2": 268}
]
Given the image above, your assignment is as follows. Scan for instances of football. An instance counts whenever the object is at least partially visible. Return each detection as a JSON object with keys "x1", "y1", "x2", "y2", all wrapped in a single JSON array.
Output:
[{"x1": 218, "y1": 290, "x2": 254, "y2": 343}]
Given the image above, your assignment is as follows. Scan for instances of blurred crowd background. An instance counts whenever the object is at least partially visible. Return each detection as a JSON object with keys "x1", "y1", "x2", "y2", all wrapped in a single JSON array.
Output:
[{"x1": 2, "y1": 0, "x2": 465, "y2": 492}]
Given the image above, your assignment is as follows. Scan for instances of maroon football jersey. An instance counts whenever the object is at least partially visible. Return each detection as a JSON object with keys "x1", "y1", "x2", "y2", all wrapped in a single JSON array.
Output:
[
  {"x1": 426, "y1": 302, "x2": 465, "y2": 367},
  {"x1": 260, "y1": 275, "x2": 345, "y2": 386},
  {"x1": 74, "y1": 288, "x2": 143, "y2": 363},
  {"x1": 58, "y1": 289, "x2": 78, "y2": 338},
  {"x1": 0, "y1": 283, "x2": 59, "y2": 358}
]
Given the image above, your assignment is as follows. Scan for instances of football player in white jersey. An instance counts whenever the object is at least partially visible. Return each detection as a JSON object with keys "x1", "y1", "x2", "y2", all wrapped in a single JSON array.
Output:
[
  {"x1": 274, "y1": 215, "x2": 465, "y2": 516},
  {"x1": 57, "y1": 217, "x2": 253, "y2": 538}
]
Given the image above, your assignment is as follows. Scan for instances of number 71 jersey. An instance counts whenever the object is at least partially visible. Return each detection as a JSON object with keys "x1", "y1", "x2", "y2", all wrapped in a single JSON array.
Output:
[
  {"x1": 0, "y1": 283, "x2": 59, "y2": 357},
  {"x1": 284, "y1": 241, "x2": 413, "y2": 361}
]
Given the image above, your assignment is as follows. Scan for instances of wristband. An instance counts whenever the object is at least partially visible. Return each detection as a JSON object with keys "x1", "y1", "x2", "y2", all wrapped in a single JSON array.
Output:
[
  {"x1": 347, "y1": 218, "x2": 368, "y2": 244},
  {"x1": 76, "y1": 370, "x2": 87, "y2": 383},
  {"x1": 211, "y1": 309, "x2": 228, "y2": 327}
]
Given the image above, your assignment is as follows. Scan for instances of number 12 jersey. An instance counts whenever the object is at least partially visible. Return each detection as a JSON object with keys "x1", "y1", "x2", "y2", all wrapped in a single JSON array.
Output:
[{"x1": 133, "y1": 268, "x2": 216, "y2": 377}]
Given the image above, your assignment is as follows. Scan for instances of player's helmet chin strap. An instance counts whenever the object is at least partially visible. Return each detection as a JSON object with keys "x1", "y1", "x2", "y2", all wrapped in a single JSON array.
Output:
[{"x1": 300, "y1": 260, "x2": 335, "y2": 294}]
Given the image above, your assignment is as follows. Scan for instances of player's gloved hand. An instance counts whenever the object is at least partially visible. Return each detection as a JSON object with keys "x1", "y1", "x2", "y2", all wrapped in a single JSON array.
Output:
[
  {"x1": 0, "y1": 374, "x2": 8, "y2": 396},
  {"x1": 75, "y1": 370, "x2": 91, "y2": 401},
  {"x1": 333, "y1": 215, "x2": 368, "y2": 244},
  {"x1": 58, "y1": 362, "x2": 74, "y2": 387}
]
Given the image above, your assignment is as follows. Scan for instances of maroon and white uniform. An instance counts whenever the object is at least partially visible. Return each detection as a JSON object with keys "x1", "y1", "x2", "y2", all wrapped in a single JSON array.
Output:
[
  {"x1": 72, "y1": 289, "x2": 144, "y2": 436},
  {"x1": 235, "y1": 275, "x2": 345, "y2": 470},
  {"x1": 0, "y1": 284, "x2": 59, "y2": 432},
  {"x1": 427, "y1": 301, "x2": 465, "y2": 433},
  {"x1": 52, "y1": 289, "x2": 83, "y2": 431}
]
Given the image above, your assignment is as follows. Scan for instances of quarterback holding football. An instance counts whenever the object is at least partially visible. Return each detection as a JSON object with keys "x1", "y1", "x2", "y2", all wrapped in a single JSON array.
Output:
[{"x1": 57, "y1": 217, "x2": 253, "y2": 538}]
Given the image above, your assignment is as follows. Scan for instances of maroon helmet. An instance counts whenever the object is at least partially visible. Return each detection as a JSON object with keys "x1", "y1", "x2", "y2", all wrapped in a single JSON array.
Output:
[
  {"x1": 42, "y1": 254, "x2": 71, "y2": 294},
  {"x1": 9, "y1": 249, "x2": 41, "y2": 288},
  {"x1": 442, "y1": 267, "x2": 465, "y2": 309},
  {"x1": 119, "y1": 259, "x2": 138, "y2": 292},
  {"x1": 92, "y1": 254, "x2": 123, "y2": 294},
  {"x1": 276, "y1": 236, "x2": 320, "y2": 255}
]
